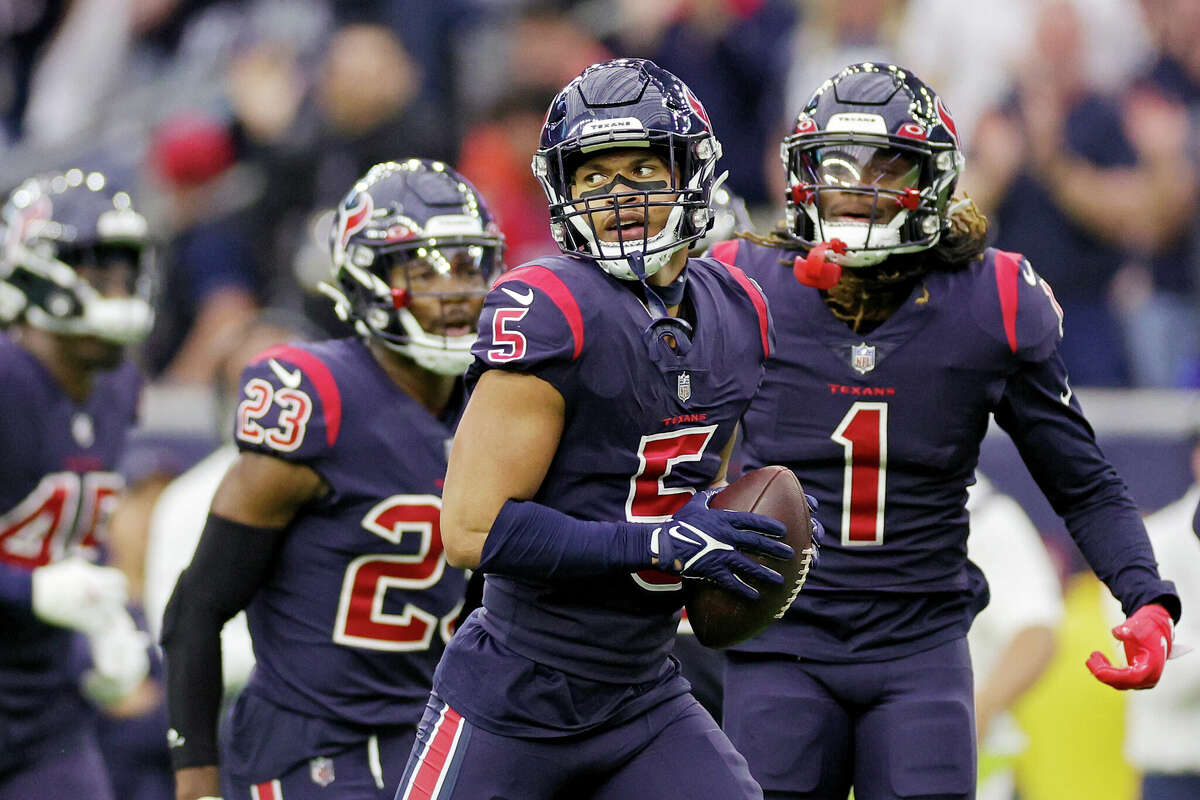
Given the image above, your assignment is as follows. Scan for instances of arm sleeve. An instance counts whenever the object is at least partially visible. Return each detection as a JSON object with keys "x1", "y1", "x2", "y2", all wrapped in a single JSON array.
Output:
[
  {"x1": 160, "y1": 513, "x2": 287, "y2": 769},
  {"x1": 994, "y1": 354, "x2": 1180, "y2": 621}
]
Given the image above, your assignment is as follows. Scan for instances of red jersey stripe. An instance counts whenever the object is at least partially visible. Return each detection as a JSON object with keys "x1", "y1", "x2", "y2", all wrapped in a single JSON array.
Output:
[
  {"x1": 251, "y1": 345, "x2": 343, "y2": 446},
  {"x1": 708, "y1": 238, "x2": 740, "y2": 265},
  {"x1": 493, "y1": 266, "x2": 585, "y2": 360},
  {"x1": 721, "y1": 263, "x2": 772, "y2": 358},
  {"x1": 993, "y1": 250, "x2": 1022, "y2": 354}
]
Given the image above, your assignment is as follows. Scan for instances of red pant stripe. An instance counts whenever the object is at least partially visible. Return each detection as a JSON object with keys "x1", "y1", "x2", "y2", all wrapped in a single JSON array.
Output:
[{"x1": 400, "y1": 704, "x2": 464, "y2": 800}]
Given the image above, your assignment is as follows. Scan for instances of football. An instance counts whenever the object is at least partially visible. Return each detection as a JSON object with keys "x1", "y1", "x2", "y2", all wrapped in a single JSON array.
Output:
[{"x1": 683, "y1": 465, "x2": 814, "y2": 649}]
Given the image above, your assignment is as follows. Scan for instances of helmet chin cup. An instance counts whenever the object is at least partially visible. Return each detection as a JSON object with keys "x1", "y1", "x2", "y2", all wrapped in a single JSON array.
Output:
[
  {"x1": 793, "y1": 240, "x2": 845, "y2": 289},
  {"x1": 381, "y1": 306, "x2": 477, "y2": 375},
  {"x1": 572, "y1": 204, "x2": 687, "y2": 281}
]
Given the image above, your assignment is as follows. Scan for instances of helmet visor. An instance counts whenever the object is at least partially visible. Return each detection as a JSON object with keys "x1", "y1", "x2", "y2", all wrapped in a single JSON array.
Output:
[{"x1": 801, "y1": 144, "x2": 921, "y2": 194}]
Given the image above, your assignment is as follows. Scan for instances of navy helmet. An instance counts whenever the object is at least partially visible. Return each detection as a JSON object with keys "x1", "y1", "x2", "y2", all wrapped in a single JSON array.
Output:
[
  {"x1": 320, "y1": 159, "x2": 505, "y2": 375},
  {"x1": 0, "y1": 169, "x2": 154, "y2": 343},
  {"x1": 782, "y1": 62, "x2": 965, "y2": 267},
  {"x1": 533, "y1": 58, "x2": 725, "y2": 280}
]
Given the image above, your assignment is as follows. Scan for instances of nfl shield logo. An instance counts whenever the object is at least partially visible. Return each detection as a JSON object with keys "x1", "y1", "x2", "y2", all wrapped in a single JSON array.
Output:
[
  {"x1": 677, "y1": 372, "x2": 692, "y2": 403},
  {"x1": 851, "y1": 342, "x2": 876, "y2": 374},
  {"x1": 310, "y1": 756, "x2": 335, "y2": 787}
]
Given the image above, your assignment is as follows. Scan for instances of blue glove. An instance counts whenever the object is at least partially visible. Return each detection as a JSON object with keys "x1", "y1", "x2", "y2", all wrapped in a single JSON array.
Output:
[
  {"x1": 804, "y1": 493, "x2": 823, "y2": 562},
  {"x1": 652, "y1": 489, "x2": 792, "y2": 599}
]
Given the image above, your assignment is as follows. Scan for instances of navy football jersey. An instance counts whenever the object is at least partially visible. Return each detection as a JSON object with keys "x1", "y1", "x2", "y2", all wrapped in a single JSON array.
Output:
[
  {"x1": 230, "y1": 338, "x2": 466, "y2": 729},
  {"x1": 436, "y1": 253, "x2": 773, "y2": 736},
  {"x1": 0, "y1": 332, "x2": 140, "y2": 763},
  {"x1": 715, "y1": 238, "x2": 1176, "y2": 662}
]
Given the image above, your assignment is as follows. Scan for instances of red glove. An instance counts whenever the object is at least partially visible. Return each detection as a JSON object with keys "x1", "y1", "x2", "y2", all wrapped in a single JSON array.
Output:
[{"x1": 1086, "y1": 603, "x2": 1173, "y2": 690}]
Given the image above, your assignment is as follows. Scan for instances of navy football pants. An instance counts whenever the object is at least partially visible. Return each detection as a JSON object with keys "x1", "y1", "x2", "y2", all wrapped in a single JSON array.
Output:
[
  {"x1": 0, "y1": 729, "x2": 115, "y2": 800},
  {"x1": 222, "y1": 729, "x2": 417, "y2": 800},
  {"x1": 724, "y1": 637, "x2": 976, "y2": 800},
  {"x1": 395, "y1": 690, "x2": 762, "y2": 799}
]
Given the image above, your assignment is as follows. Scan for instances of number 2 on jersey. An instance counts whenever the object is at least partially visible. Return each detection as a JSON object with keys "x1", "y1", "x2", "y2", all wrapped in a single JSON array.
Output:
[
  {"x1": 831, "y1": 402, "x2": 887, "y2": 545},
  {"x1": 332, "y1": 495, "x2": 454, "y2": 651}
]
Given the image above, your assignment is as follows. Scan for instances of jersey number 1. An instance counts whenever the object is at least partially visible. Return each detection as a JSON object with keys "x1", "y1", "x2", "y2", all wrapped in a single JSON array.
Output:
[{"x1": 831, "y1": 402, "x2": 887, "y2": 545}]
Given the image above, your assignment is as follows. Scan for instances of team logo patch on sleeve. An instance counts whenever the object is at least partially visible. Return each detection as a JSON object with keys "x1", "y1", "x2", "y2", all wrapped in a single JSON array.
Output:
[{"x1": 851, "y1": 342, "x2": 876, "y2": 374}]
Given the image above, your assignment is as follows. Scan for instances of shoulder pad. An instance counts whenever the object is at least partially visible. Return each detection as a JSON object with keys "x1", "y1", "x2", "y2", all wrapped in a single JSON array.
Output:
[
  {"x1": 970, "y1": 249, "x2": 1064, "y2": 362},
  {"x1": 707, "y1": 238, "x2": 741, "y2": 266},
  {"x1": 473, "y1": 262, "x2": 587, "y2": 369},
  {"x1": 233, "y1": 343, "x2": 341, "y2": 460},
  {"x1": 696, "y1": 256, "x2": 774, "y2": 359}
]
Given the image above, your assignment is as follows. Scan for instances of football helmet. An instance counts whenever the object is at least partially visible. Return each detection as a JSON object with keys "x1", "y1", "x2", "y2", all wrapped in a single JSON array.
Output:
[
  {"x1": 320, "y1": 159, "x2": 504, "y2": 375},
  {"x1": 533, "y1": 58, "x2": 725, "y2": 280},
  {"x1": 782, "y1": 63, "x2": 965, "y2": 267},
  {"x1": 0, "y1": 169, "x2": 154, "y2": 343}
]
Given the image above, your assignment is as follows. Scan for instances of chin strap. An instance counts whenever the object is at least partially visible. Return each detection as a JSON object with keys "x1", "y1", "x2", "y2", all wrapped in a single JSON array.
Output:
[
  {"x1": 792, "y1": 239, "x2": 846, "y2": 290},
  {"x1": 629, "y1": 252, "x2": 693, "y2": 359}
]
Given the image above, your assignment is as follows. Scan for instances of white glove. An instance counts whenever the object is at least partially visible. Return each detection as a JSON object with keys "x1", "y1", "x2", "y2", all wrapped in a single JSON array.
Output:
[
  {"x1": 81, "y1": 610, "x2": 151, "y2": 707},
  {"x1": 30, "y1": 557, "x2": 130, "y2": 633}
]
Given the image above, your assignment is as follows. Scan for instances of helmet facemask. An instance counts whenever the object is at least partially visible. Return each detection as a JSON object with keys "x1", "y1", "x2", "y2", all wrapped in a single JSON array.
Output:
[
  {"x1": 533, "y1": 86, "x2": 723, "y2": 281},
  {"x1": 782, "y1": 63, "x2": 966, "y2": 270},
  {"x1": 784, "y1": 134, "x2": 959, "y2": 268}
]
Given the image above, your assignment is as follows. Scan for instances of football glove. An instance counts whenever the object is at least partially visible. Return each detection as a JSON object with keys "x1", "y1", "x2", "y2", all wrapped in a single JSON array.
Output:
[
  {"x1": 1086, "y1": 603, "x2": 1173, "y2": 690},
  {"x1": 804, "y1": 493, "x2": 823, "y2": 562},
  {"x1": 82, "y1": 610, "x2": 151, "y2": 707},
  {"x1": 31, "y1": 557, "x2": 130, "y2": 634},
  {"x1": 652, "y1": 489, "x2": 792, "y2": 599}
]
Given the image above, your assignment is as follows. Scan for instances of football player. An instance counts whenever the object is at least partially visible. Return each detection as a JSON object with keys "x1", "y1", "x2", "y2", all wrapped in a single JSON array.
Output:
[
  {"x1": 710, "y1": 62, "x2": 1181, "y2": 799},
  {"x1": 0, "y1": 169, "x2": 155, "y2": 798},
  {"x1": 395, "y1": 58, "x2": 789, "y2": 800},
  {"x1": 162, "y1": 159, "x2": 501, "y2": 800}
]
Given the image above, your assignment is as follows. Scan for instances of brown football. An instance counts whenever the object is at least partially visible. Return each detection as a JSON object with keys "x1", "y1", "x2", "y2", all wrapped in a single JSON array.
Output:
[{"x1": 683, "y1": 465, "x2": 814, "y2": 649}]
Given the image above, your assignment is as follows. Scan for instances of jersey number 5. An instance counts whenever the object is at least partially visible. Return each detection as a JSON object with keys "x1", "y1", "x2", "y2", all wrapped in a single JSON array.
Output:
[
  {"x1": 332, "y1": 495, "x2": 454, "y2": 651},
  {"x1": 626, "y1": 425, "x2": 718, "y2": 591},
  {"x1": 832, "y1": 402, "x2": 887, "y2": 545}
]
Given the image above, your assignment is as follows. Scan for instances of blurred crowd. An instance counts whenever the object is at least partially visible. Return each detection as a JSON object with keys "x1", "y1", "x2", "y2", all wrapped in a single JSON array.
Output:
[{"x1": 2, "y1": 0, "x2": 1199, "y2": 398}]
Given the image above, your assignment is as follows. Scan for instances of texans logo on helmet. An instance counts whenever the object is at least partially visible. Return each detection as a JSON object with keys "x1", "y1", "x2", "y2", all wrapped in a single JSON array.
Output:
[
  {"x1": 935, "y1": 97, "x2": 960, "y2": 148},
  {"x1": 338, "y1": 193, "x2": 374, "y2": 251},
  {"x1": 683, "y1": 85, "x2": 711, "y2": 129}
]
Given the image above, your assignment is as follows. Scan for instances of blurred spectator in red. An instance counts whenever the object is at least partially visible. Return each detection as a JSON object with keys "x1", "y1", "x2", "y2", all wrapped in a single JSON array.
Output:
[
  {"x1": 458, "y1": 90, "x2": 557, "y2": 267},
  {"x1": 141, "y1": 113, "x2": 261, "y2": 385},
  {"x1": 965, "y1": 0, "x2": 1197, "y2": 387}
]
